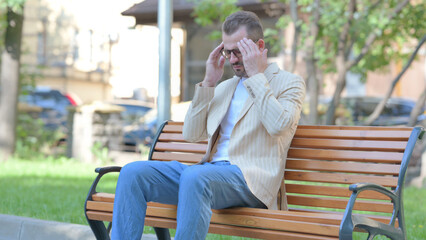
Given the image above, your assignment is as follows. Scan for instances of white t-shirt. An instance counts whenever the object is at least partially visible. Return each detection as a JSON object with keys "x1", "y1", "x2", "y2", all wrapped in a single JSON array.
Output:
[{"x1": 211, "y1": 77, "x2": 248, "y2": 162}]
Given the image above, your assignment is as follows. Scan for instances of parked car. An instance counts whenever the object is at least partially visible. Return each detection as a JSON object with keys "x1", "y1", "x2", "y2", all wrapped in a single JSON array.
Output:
[
  {"x1": 116, "y1": 101, "x2": 191, "y2": 150},
  {"x1": 303, "y1": 96, "x2": 426, "y2": 126},
  {"x1": 339, "y1": 97, "x2": 425, "y2": 126},
  {"x1": 19, "y1": 86, "x2": 77, "y2": 131},
  {"x1": 107, "y1": 99, "x2": 155, "y2": 151}
]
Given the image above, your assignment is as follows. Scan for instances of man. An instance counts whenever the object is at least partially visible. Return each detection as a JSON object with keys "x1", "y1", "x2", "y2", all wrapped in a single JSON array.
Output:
[{"x1": 111, "y1": 11, "x2": 305, "y2": 240}]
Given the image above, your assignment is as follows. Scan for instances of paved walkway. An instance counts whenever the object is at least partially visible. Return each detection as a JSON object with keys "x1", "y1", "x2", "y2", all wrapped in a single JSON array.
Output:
[{"x1": 0, "y1": 214, "x2": 158, "y2": 240}]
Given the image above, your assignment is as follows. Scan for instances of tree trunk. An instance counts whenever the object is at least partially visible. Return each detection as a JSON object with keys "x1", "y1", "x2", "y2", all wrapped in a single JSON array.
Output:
[
  {"x1": 324, "y1": 0, "x2": 356, "y2": 125},
  {"x1": 304, "y1": 0, "x2": 320, "y2": 124},
  {"x1": 325, "y1": 69, "x2": 346, "y2": 125},
  {"x1": 364, "y1": 35, "x2": 426, "y2": 126},
  {"x1": 0, "y1": 7, "x2": 24, "y2": 161},
  {"x1": 408, "y1": 87, "x2": 426, "y2": 127},
  {"x1": 289, "y1": 0, "x2": 300, "y2": 73}
]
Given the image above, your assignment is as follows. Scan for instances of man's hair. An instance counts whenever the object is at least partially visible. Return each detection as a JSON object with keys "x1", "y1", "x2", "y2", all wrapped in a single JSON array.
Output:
[{"x1": 222, "y1": 11, "x2": 264, "y2": 40}]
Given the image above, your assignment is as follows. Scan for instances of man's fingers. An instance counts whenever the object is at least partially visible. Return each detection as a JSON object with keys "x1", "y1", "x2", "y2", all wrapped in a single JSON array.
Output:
[
  {"x1": 212, "y1": 42, "x2": 224, "y2": 55},
  {"x1": 262, "y1": 48, "x2": 268, "y2": 59},
  {"x1": 219, "y1": 56, "x2": 226, "y2": 68},
  {"x1": 238, "y1": 40, "x2": 251, "y2": 56}
]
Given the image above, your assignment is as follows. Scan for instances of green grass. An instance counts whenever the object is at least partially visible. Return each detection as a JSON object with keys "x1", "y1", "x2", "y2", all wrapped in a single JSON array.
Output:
[{"x1": 1, "y1": 158, "x2": 425, "y2": 239}]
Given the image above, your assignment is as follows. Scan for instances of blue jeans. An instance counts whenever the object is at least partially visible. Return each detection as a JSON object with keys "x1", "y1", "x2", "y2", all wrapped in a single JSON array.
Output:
[{"x1": 111, "y1": 160, "x2": 266, "y2": 240}]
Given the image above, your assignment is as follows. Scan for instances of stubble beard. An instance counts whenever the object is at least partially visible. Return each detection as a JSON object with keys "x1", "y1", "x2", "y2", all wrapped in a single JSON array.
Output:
[{"x1": 232, "y1": 62, "x2": 248, "y2": 78}]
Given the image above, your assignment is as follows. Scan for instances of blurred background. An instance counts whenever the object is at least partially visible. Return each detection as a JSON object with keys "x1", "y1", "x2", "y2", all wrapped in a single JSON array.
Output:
[{"x1": 0, "y1": 0, "x2": 425, "y2": 177}]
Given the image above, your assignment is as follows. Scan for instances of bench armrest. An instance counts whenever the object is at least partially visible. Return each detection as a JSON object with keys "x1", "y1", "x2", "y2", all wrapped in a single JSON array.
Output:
[
  {"x1": 340, "y1": 182, "x2": 402, "y2": 240},
  {"x1": 349, "y1": 183, "x2": 397, "y2": 203},
  {"x1": 95, "y1": 166, "x2": 122, "y2": 175},
  {"x1": 86, "y1": 166, "x2": 123, "y2": 204}
]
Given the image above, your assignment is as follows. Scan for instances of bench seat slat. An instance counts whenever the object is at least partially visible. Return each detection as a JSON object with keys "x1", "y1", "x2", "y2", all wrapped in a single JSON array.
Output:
[
  {"x1": 290, "y1": 138, "x2": 406, "y2": 152},
  {"x1": 161, "y1": 123, "x2": 412, "y2": 141},
  {"x1": 285, "y1": 184, "x2": 391, "y2": 200},
  {"x1": 86, "y1": 201, "x2": 113, "y2": 212},
  {"x1": 289, "y1": 208, "x2": 395, "y2": 226},
  {"x1": 288, "y1": 148, "x2": 403, "y2": 163},
  {"x1": 294, "y1": 129, "x2": 411, "y2": 141},
  {"x1": 151, "y1": 152, "x2": 203, "y2": 163},
  {"x1": 88, "y1": 197, "x2": 343, "y2": 225},
  {"x1": 91, "y1": 192, "x2": 114, "y2": 203},
  {"x1": 162, "y1": 125, "x2": 183, "y2": 133},
  {"x1": 146, "y1": 217, "x2": 339, "y2": 240},
  {"x1": 158, "y1": 133, "x2": 407, "y2": 152},
  {"x1": 285, "y1": 171, "x2": 398, "y2": 187},
  {"x1": 287, "y1": 195, "x2": 393, "y2": 213},
  {"x1": 147, "y1": 206, "x2": 340, "y2": 237},
  {"x1": 286, "y1": 159, "x2": 400, "y2": 175},
  {"x1": 154, "y1": 142, "x2": 207, "y2": 153},
  {"x1": 158, "y1": 133, "x2": 208, "y2": 143}
]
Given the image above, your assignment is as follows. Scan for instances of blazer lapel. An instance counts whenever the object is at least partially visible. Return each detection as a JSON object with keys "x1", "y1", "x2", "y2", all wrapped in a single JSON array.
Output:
[
  {"x1": 209, "y1": 77, "x2": 239, "y2": 130},
  {"x1": 235, "y1": 63, "x2": 280, "y2": 123}
]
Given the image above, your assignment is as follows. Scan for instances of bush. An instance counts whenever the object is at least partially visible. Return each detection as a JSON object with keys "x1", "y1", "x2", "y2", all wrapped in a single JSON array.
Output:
[{"x1": 15, "y1": 113, "x2": 65, "y2": 160}]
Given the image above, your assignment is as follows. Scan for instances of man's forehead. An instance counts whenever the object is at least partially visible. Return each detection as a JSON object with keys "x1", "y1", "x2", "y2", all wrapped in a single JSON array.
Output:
[{"x1": 222, "y1": 27, "x2": 248, "y2": 48}]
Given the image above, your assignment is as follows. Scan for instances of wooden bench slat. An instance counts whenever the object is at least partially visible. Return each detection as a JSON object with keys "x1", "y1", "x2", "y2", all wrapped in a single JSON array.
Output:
[
  {"x1": 158, "y1": 133, "x2": 208, "y2": 143},
  {"x1": 145, "y1": 217, "x2": 339, "y2": 240},
  {"x1": 285, "y1": 184, "x2": 391, "y2": 200},
  {"x1": 149, "y1": 202, "x2": 343, "y2": 225},
  {"x1": 158, "y1": 133, "x2": 407, "y2": 152},
  {"x1": 86, "y1": 201, "x2": 113, "y2": 213},
  {"x1": 289, "y1": 208, "x2": 394, "y2": 226},
  {"x1": 154, "y1": 142, "x2": 207, "y2": 153},
  {"x1": 293, "y1": 129, "x2": 411, "y2": 141},
  {"x1": 162, "y1": 125, "x2": 183, "y2": 133},
  {"x1": 91, "y1": 192, "x2": 114, "y2": 203},
  {"x1": 290, "y1": 138, "x2": 406, "y2": 152},
  {"x1": 159, "y1": 124, "x2": 412, "y2": 141},
  {"x1": 285, "y1": 171, "x2": 398, "y2": 187},
  {"x1": 146, "y1": 205, "x2": 340, "y2": 237},
  {"x1": 296, "y1": 125, "x2": 412, "y2": 131},
  {"x1": 286, "y1": 159, "x2": 400, "y2": 175},
  {"x1": 151, "y1": 152, "x2": 203, "y2": 163},
  {"x1": 86, "y1": 211, "x2": 112, "y2": 222},
  {"x1": 288, "y1": 148, "x2": 403, "y2": 163},
  {"x1": 287, "y1": 195, "x2": 393, "y2": 213},
  {"x1": 88, "y1": 197, "x2": 343, "y2": 226}
]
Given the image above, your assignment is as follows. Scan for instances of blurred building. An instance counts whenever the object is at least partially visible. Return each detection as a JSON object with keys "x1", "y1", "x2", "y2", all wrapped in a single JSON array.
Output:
[{"x1": 21, "y1": 0, "x2": 184, "y2": 104}]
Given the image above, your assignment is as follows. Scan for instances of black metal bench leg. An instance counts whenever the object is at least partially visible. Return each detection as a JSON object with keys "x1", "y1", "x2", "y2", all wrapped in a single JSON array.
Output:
[
  {"x1": 88, "y1": 219, "x2": 110, "y2": 240},
  {"x1": 154, "y1": 227, "x2": 171, "y2": 240}
]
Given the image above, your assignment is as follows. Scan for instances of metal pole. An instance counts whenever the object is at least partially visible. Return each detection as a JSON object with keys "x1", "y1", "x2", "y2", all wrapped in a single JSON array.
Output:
[{"x1": 157, "y1": 0, "x2": 172, "y2": 129}]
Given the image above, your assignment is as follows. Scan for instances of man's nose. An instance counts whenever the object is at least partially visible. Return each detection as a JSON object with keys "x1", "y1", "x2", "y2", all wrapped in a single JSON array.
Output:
[{"x1": 229, "y1": 52, "x2": 239, "y2": 63}]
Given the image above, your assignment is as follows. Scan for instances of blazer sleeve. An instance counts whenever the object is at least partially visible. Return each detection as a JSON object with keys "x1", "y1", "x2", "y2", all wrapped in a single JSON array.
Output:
[
  {"x1": 243, "y1": 72, "x2": 306, "y2": 137},
  {"x1": 182, "y1": 83, "x2": 215, "y2": 142}
]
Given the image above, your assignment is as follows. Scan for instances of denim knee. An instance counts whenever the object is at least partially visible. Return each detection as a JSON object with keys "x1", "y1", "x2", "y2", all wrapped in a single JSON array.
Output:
[{"x1": 179, "y1": 166, "x2": 211, "y2": 194}]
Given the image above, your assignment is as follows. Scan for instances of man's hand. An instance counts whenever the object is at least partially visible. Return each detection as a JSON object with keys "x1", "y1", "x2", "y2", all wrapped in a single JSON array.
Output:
[
  {"x1": 238, "y1": 38, "x2": 268, "y2": 77},
  {"x1": 202, "y1": 42, "x2": 226, "y2": 87}
]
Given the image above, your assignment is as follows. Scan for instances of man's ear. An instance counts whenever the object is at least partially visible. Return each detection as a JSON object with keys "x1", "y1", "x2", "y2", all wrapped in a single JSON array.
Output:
[{"x1": 258, "y1": 39, "x2": 265, "y2": 50}]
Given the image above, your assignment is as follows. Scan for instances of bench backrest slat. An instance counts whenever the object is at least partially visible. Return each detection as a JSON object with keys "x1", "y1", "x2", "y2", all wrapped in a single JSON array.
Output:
[{"x1": 149, "y1": 121, "x2": 413, "y2": 216}]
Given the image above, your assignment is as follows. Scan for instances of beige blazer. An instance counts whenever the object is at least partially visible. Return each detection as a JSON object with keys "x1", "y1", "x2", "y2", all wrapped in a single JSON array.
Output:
[{"x1": 183, "y1": 63, "x2": 306, "y2": 210}]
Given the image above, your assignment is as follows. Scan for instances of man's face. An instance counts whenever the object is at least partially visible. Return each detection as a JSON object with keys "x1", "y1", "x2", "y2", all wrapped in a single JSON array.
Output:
[{"x1": 222, "y1": 27, "x2": 249, "y2": 77}]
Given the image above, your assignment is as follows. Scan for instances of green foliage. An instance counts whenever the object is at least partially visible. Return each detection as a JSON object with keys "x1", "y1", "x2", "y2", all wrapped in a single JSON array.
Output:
[
  {"x1": 0, "y1": 0, "x2": 26, "y2": 12},
  {"x1": 191, "y1": 0, "x2": 241, "y2": 40},
  {"x1": 191, "y1": 0, "x2": 240, "y2": 26},
  {"x1": 291, "y1": 0, "x2": 425, "y2": 80},
  {"x1": 91, "y1": 142, "x2": 111, "y2": 164},
  {"x1": 15, "y1": 113, "x2": 64, "y2": 160}
]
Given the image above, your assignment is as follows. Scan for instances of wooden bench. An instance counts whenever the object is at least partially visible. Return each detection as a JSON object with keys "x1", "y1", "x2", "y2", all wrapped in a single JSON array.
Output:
[{"x1": 84, "y1": 121, "x2": 424, "y2": 240}]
